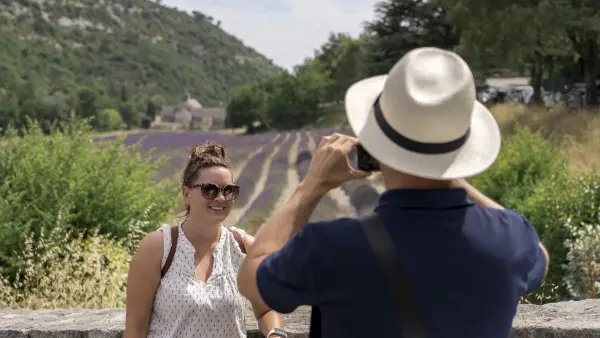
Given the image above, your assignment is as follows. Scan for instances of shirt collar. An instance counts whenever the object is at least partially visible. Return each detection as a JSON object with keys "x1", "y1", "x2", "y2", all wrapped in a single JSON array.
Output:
[{"x1": 376, "y1": 188, "x2": 474, "y2": 209}]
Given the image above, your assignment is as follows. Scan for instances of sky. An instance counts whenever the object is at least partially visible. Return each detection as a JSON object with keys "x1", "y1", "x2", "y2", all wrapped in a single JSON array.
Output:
[{"x1": 163, "y1": 0, "x2": 380, "y2": 71}]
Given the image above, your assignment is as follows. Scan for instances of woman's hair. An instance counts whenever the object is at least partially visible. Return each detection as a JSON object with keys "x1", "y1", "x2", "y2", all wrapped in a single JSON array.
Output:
[{"x1": 179, "y1": 142, "x2": 232, "y2": 218}]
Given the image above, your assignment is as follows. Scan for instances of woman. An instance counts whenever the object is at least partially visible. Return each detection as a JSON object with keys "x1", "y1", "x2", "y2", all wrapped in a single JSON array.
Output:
[{"x1": 124, "y1": 142, "x2": 286, "y2": 338}]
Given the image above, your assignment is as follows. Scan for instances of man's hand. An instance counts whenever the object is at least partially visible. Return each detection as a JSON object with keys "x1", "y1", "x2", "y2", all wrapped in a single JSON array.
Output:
[{"x1": 304, "y1": 133, "x2": 371, "y2": 191}]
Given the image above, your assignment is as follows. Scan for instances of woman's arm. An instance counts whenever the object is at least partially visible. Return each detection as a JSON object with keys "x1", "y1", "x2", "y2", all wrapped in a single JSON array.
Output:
[
  {"x1": 242, "y1": 234, "x2": 286, "y2": 337},
  {"x1": 124, "y1": 232, "x2": 164, "y2": 338},
  {"x1": 254, "y1": 304, "x2": 285, "y2": 337}
]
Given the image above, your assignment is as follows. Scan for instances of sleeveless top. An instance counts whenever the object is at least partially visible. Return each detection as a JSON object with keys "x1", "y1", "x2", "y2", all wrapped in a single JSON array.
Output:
[{"x1": 147, "y1": 222, "x2": 248, "y2": 338}]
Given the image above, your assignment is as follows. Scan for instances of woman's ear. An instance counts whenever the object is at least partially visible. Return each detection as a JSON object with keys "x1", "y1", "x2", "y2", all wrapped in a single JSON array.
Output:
[{"x1": 182, "y1": 185, "x2": 192, "y2": 206}]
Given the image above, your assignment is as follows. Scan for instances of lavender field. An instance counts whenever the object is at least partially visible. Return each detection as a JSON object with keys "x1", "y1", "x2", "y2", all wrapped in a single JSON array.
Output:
[{"x1": 101, "y1": 127, "x2": 386, "y2": 233}]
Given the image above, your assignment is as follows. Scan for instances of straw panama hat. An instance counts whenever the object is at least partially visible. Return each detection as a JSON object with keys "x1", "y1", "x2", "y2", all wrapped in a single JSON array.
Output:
[{"x1": 344, "y1": 47, "x2": 501, "y2": 180}]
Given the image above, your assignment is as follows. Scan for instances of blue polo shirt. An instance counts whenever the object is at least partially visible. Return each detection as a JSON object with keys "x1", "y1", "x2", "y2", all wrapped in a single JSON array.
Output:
[{"x1": 256, "y1": 188, "x2": 547, "y2": 338}]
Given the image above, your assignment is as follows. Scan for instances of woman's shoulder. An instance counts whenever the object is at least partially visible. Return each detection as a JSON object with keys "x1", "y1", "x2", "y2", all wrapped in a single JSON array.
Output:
[
  {"x1": 135, "y1": 224, "x2": 176, "y2": 261},
  {"x1": 132, "y1": 228, "x2": 165, "y2": 267},
  {"x1": 227, "y1": 226, "x2": 255, "y2": 250}
]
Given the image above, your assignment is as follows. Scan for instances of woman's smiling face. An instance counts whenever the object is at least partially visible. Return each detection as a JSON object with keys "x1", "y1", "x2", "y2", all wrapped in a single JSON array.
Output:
[{"x1": 183, "y1": 166, "x2": 236, "y2": 222}]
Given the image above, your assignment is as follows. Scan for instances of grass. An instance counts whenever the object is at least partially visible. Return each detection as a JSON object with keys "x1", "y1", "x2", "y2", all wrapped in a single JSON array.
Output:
[{"x1": 490, "y1": 103, "x2": 600, "y2": 174}]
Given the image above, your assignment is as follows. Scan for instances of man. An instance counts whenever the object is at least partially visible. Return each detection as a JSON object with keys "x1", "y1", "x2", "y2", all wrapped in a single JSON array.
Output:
[{"x1": 237, "y1": 47, "x2": 549, "y2": 338}]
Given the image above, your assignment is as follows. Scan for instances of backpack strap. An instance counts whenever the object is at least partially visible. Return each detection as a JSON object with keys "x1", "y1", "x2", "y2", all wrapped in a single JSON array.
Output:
[
  {"x1": 359, "y1": 213, "x2": 426, "y2": 338},
  {"x1": 161, "y1": 226, "x2": 179, "y2": 278},
  {"x1": 228, "y1": 228, "x2": 246, "y2": 254}
]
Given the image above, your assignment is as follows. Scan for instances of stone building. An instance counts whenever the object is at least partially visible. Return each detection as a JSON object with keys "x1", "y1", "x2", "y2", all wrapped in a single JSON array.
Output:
[{"x1": 153, "y1": 91, "x2": 226, "y2": 130}]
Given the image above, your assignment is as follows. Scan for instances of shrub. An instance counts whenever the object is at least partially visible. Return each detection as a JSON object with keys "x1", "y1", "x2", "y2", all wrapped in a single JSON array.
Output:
[
  {"x1": 0, "y1": 118, "x2": 178, "y2": 276},
  {"x1": 470, "y1": 124, "x2": 569, "y2": 211},
  {"x1": 472, "y1": 124, "x2": 600, "y2": 302},
  {"x1": 95, "y1": 108, "x2": 125, "y2": 131},
  {"x1": 0, "y1": 212, "x2": 148, "y2": 309},
  {"x1": 523, "y1": 174, "x2": 600, "y2": 300},
  {"x1": 563, "y1": 217, "x2": 600, "y2": 299},
  {"x1": 470, "y1": 125, "x2": 567, "y2": 301}
]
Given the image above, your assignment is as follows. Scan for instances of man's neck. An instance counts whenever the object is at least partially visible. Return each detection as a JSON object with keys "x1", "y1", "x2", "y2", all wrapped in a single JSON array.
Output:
[
  {"x1": 381, "y1": 169, "x2": 504, "y2": 210},
  {"x1": 382, "y1": 172, "x2": 454, "y2": 190}
]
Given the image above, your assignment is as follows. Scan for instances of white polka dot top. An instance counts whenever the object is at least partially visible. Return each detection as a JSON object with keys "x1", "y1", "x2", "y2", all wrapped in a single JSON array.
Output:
[{"x1": 147, "y1": 222, "x2": 248, "y2": 338}]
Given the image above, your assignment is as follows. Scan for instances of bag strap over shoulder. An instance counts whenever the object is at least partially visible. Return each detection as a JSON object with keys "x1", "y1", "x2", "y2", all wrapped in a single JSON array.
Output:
[
  {"x1": 228, "y1": 228, "x2": 246, "y2": 254},
  {"x1": 358, "y1": 213, "x2": 426, "y2": 338},
  {"x1": 161, "y1": 226, "x2": 179, "y2": 278},
  {"x1": 160, "y1": 226, "x2": 246, "y2": 278}
]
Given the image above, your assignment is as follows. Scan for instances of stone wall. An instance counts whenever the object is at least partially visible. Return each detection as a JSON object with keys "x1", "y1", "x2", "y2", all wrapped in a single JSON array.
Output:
[{"x1": 1, "y1": 300, "x2": 599, "y2": 337}]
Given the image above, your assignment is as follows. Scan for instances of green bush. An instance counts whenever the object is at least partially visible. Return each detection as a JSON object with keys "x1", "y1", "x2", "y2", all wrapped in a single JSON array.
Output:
[
  {"x1": 522, "y1": 174, "x2": 600, "y2": 300},
  {"x1": 470, "y1": 124, "x2": 570, "y2": 211},
  {"x1": 471, "y1": 125, "x2": 600, "y2": 302},
  {"x1": 0, "y1": 214, "x2": 148, "y2": 309},
  {"x1": 0, "y1": 118, "x2": 178, "y2": 276},
  {"x1": 563, "y1": 216, "x2": 600, "y2": 299},
  {"x1": 95, "y1": 108, "x2": 125, "y2": 131}
]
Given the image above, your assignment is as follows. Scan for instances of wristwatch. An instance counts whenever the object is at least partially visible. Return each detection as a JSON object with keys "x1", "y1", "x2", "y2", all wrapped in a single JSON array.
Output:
[{"x1": 266, "y1": 328, "x2": 288, "y2": 338}]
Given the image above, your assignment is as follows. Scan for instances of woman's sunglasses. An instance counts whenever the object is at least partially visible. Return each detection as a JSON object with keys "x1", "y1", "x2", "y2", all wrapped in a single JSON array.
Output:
[{"x1": 192, "y1": 183, "x2": 240, "y2": 200}]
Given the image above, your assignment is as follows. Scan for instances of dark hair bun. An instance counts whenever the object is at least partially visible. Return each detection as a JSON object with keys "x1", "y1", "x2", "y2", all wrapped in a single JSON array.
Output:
[{"x1": 190, "y1": 142, "x2": 226, "y2": 161}]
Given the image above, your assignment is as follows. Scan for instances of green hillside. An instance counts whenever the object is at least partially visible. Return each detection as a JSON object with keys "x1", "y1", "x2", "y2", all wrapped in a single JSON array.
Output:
[{"x1": 0, "y1": 0, "x2": 282, "y2": 130}]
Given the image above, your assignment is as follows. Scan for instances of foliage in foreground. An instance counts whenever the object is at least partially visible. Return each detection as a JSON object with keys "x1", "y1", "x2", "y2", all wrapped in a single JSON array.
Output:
[
  {"x1": 472, "y1": 125, "x2": 600, "y2": 302},
  {"x1": 0, "y1": 213, "x2": 148, "y2": 309},
  {"x1": 0, "y1": 118, "x2": 178, "y2": 277}
]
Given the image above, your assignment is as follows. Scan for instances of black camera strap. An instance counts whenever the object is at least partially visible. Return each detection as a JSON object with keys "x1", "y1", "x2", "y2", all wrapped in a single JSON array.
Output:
[{"x1": 359, "y1": 213, "x2": 427, "y2": 338}]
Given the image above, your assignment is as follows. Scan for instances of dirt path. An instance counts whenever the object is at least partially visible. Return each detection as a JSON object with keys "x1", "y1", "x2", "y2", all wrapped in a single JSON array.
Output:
[
  {"x1": 232, "y1": 133, "x2": 280, "y2": 179},
  {"x1": 273, "y1": 131, "x2": 301, "y2": 210},
  {"x1": 305, "y1": 132, "x2": 357, "y2": 218},
  {"x1": 227, "y1": 133, "x2": 290, "y2": 225}
]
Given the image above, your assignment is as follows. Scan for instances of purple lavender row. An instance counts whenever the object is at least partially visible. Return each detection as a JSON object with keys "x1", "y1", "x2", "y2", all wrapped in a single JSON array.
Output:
[
  {"x1": 95, "y1": 130, "x2": 282, "y2": 152},
  {"x1": 239, "y1": 132, "x2": 297, "y2": 220},
  {"x1": 232, "y1": 132, "x2": 285, "y2": 206},
  {"x1": 234, "y1": 149, "x2": 270, "y2": 207},
  {"x1": 155, "y1": 148, "x2": 191, "y2": 181},
  {"x1": 293, "y1": 132, "x2": 341, "y2": 222},
  {"x1": 228, "y1": 133, "x2": 282, "y2": 166},
  {"x1": 228, "y1": 146, "x2": 261, "y2": 167}
]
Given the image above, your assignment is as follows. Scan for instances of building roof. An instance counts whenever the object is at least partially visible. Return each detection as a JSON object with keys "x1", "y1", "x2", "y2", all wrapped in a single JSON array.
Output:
[{"x1": 160, "y1": 90, "x2": 226, "y2": 120}]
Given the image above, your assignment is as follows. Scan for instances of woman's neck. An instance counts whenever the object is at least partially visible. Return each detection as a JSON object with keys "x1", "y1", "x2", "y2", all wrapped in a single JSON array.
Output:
[{"x1": 181, "y1": 217, "x2": 222, "y2": 246}]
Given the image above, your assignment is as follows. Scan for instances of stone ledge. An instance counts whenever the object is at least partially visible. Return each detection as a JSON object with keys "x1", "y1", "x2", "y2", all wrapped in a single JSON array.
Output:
[{"x1": 1, "y1": 300, "x2": 599, "y2": 337}]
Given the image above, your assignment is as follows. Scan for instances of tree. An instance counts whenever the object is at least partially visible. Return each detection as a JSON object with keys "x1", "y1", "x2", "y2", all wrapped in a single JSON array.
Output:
[
  {"x1": 441, "y1": 0, "x2": 600, "y2": 106},
  {"x1": 76, "y1": 87, "x2": 99, "y2": 120},
  {"x1": 145, "y1": 100, "x2": 158, "y2": 120},
  {"x1": 440, "y1": 0, "x2": 567, "y2": 104},
  {"x1": 96, "y1": 108, "x2": 125, "y2": 131},
  {"x1": 226, "y1": 84, "x2": 269, "y2": 132},
  {"x1": 556, "y1": 0, "x2": 600, "y2": 106},
  {"x1": 363, "y1": 0, "x2": 460, "y2": 76},
  {"x1": 119, "y1": 102, "x2": 141, "y2": 129},
  {"x1": 312, "y1": 33, "x2": 368, "y2": 103}
]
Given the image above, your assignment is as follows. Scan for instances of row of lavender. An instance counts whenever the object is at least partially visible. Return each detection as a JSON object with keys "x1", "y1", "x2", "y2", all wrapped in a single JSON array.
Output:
[
  {"x1": 296, "y1": 131, "x2": 343, "y2": 222},
  {"x1": 236, "y1": 133, "x2": 298, "y2": 232},
  {"x1": 96, "y1": 129, "x2": 375, "y2": 227},
  {"x1": 95, "y1": 130, "x2": 281, "y2": 151},
  {"x1": 98, "y1": 131, "x2": 282, "y2": 182},
  {"x1": 232, "y1": 134, "x2": 284, "y2": 207}
]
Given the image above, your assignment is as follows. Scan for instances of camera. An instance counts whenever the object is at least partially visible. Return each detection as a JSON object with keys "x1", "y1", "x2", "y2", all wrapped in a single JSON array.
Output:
[{"x1": 353, "y1": 144, "x2": 380, "y2": 172}]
